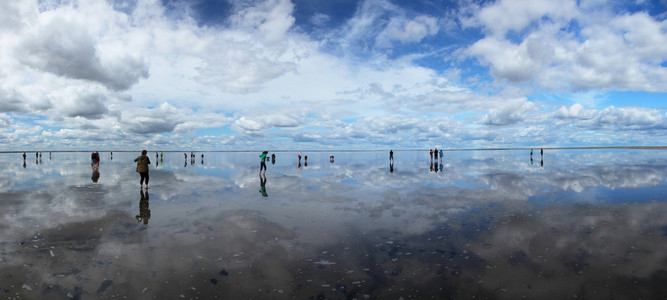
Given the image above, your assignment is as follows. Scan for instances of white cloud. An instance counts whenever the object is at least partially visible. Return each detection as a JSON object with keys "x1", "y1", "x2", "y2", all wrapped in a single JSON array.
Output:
[
  {"x1": 468, "y1": 3, "x2": 667, "y2": 92},
  {"x1": 481, "y1": 98, "x2": 537, "y2": 125},
  {"x1": 376, "y1": 15, "x2": 439, "y2": 47},
  {"x1": 477, "y1": 0, "x2": 578, "y2": 36}
]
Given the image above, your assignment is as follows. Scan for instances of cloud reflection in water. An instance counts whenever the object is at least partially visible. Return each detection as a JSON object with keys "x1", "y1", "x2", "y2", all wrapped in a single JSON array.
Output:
[{"x1": 0, "y1": 149, "x2": 665, "y2": 298}]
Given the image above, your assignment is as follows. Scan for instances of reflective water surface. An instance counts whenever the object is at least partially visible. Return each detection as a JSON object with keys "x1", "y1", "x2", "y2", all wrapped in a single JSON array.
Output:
[{"x1": 1, "y1": 149, "x2": 666, "y2": 299}]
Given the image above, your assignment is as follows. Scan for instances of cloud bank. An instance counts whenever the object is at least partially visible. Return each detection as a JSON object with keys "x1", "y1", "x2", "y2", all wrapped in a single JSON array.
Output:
[{"x1": 0, "y1": 0, "x2": 665, "y2": 151}]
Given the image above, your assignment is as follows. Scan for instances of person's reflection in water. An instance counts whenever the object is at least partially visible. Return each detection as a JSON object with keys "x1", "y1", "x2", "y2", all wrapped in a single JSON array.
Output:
[
  {"x1": 136, "y1": 190, "x2": 151, "y2": 225},
  {"x1": 91, "y1": 162, "x2": 100, "y2": 182},
  {"x1": 389, "y1": 161, "x2": 394, "y2": 173},
  {"x1": 201, "y1": 154, "x2": 204, "y2": 165},
  {"x1": 156, "y1": 159, "x2": 159, "y2": 168},
  {"x1": 23, "y1": 160, "x2": 26, "y2": 169},
  {"x1": 439, "y1": 161, "x2": 444, "y2": 172},
  {"x1": 271, "y1": 153, "x2": 275, "y2": 165},
  {"x1": 541, "y1": 157, "x2": 544, "y2": 167},
  {"x1": 298, "y1": 161, "x2": 302, "y2": 170},
  {"x1": 434, "y1": 161, "x2": 439, "y2": 173},
  {"x1": 430, "y1": 160, "x2": 433, "y2": 172},
  {"x1": 259, "y1": 174, "x2": 268, "y2": 197}
]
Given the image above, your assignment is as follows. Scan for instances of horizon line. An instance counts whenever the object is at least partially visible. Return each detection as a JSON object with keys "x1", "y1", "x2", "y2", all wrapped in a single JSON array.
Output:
[{"x1": 2, "y1": 146, "x2": 666, "y2": 154}]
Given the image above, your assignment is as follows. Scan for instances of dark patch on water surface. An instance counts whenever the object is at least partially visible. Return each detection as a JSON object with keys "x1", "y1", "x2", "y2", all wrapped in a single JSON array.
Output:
[
  {"x1": 219, "y1": 269, "x2": 229, "y2": 276},
  {"x1": 95, "y1": 279, "x2": 113, "y2": 296}
]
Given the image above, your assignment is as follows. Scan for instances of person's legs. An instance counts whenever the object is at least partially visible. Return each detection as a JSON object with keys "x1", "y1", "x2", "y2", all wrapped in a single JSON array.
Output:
[{"x1": 144, "y1": 172, "x2": 149, "y2": 189}]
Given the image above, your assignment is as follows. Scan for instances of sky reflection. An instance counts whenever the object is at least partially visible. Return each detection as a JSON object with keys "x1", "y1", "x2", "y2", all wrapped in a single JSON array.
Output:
[{"x1": 1, "y1": 149, "x2": 666, "y2": 298}]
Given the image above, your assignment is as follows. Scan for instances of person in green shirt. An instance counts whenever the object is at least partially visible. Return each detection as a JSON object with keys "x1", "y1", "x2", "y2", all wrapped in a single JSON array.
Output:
[{"x1": 259, "y1": 151, "x2": 268, "y2": 175}]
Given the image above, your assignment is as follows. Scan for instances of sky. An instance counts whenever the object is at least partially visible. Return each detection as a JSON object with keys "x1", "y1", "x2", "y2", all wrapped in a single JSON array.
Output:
[{"x1": 1, "y1": 0, "x2": 666, "y2": 151}]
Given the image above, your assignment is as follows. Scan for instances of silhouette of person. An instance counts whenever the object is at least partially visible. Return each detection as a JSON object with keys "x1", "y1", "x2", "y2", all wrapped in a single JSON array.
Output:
[
  {"x1": 259, "y1": 173, "x2": 268, "y2": 197},
  {"x1": 271, "y1": 153, "x2": 276, "y2": 165},
  {"x1": 298, "y1": 152, "x2": 302, "y2": 163},
  {"x1": 434, "y1": 148, "x2": 438, "y2": 160},
  {"x1": 389, "y1": 150, "x2": 393, "y2": 161},
  {"x1": 23, "y1": 152, "x2": 26, "y2": 160},
  {"x1": 434, "y1": 161, "x2": 439, "y2": 173},
  {"x1": 330, "y1": 155, "x2": 334, "y2": 163},
  {"x1": 540, "y1": 148, "x2": 543, "y2": 156},
  {"x1": 136, "y1": 190, "x2": 150, "y2": 225},
  {"x1": 439, "y1": 149, "x2": 443, "y2": 161},
  {"x1": 110, "y1": 151, "x2": 113, "y2": 160},
  {"x1": 134, "y1": 150, "x2": 151, "y2": 190}
]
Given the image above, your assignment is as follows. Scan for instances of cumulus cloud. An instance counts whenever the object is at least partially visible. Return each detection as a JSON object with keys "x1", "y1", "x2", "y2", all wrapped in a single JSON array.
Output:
[
  {"x1": 232, "y1": 111, "x2": 301, "y2": 133},
  {"x1": 554, "y1": 104, "x2": 667, "y2": 131},
  {"x1": 376, "y1": 15, "x2": 439, "y2": 47},
  {"x1": 481, "y1": 98, "x2": 537, "y2": 125},
  {"x1": 467, "y1": 0, "x2": 667, "y2": 92},
  {"x1": 124, "y1": 102, "x2": 185, "y2": 135},
  {"x1": 14, "y1": 3, "x2": 149, "y2": 91}
]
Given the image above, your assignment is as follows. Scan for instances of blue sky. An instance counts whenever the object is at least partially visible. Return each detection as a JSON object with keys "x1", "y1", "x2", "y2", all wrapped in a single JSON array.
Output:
[{"x1": 0, "y1": 0, "x2": 666, "y2": 151}]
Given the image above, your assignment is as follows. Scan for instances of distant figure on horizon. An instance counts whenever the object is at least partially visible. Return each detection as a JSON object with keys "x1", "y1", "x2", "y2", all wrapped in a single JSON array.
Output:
[
  {"x1": 110, "y1": 151, "x2": 113, "y2": 160},
  {"x1": 330, "y1": 155, "x2": 334, "y2": 163},
  {"x1": 429, "y1": 149, "x2": 433, "y2": 159},
  {"x1": 439, "y1": 149, "x2": 443, "y2": 161},
  {"x1": 184, "y1": 153, "x2": 187, "y2": 159},
  {"x1": 134, "y1": 149, "x2": 151, "y2": 190},
  {"x1": 540, "y1": 148, "x2": 543, "y2": 156},
  {"x1": 259, "y1": 151, "x2": 268, "y2": 175},
  {"x1": 389, "y1": 150, "x2": 393, "y2": 162},
  {"x1": 23, "y1": 152, "x2": 26, "y2": 160},
  {"x1": 298, "y1": 152, "x2": 302, "y2": 163},
  {"x1": 434, "y1": 148, "x2": 438, "y2": 159},
  {"x1": 304, "y1": 155, "x2": 308, "y2": 164},
  {"x1": 271, "y1": 153, "x2": 276, "y2": 164}
]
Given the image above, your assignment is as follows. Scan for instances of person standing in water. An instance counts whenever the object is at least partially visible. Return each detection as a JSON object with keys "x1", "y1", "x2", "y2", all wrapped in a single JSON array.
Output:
[
  {"x1": 134, "y1": 150, "x2": 151, "y2": 190},
  {"x1": 259, "y1": 151, "x2": 268, "y2": 175},
  {"x1": 389, "y1": 150, "x2": 394, "y2": 162}
]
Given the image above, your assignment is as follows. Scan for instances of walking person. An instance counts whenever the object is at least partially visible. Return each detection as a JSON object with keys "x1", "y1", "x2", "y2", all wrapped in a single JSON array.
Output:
[
  {"x1": 134, "y1": 150, "x2": 151, "y2": 190},
  {"x1": 259, "y1": 151, "x2": 268, "y2": 175}
]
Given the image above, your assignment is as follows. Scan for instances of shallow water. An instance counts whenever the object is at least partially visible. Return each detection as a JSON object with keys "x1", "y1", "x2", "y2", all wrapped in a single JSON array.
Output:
[{"x1": 1, "y1": 149, "x2": 666, "y2": 299}]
